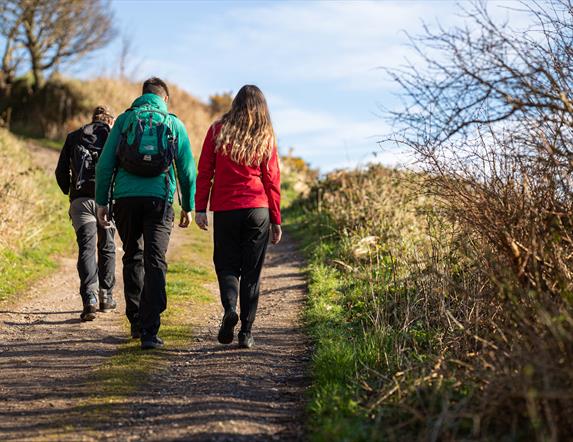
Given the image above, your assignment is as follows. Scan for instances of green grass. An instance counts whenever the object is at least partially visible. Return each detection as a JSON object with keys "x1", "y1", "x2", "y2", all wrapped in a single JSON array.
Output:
[
  {"x1": 11, "y1": 127, "x2": 64, "y2": 150},
  {"x1": 284, "y1": 207, "x2": 368, "y2": 441},
  {"x1": 31, "y1": 137, "x2": 64, "y2": 151},
  {"x1": 285, "y1": 204, "x2": 407, "y2": 441}
]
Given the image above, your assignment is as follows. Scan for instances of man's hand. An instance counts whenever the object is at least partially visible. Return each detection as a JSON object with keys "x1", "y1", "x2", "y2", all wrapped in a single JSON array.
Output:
[
  {"x1": 179, "y1": 210, "x2": 191, "y2": 228},
  {"x1": 96, "y1": 205, "x2": 112, "y2": 229},
  {"x1": 195, "y1": 212, "x2": 208, "y2": 231},
  {"x1": 271, "y1": 224, "x2": 282, "y2": 244}
]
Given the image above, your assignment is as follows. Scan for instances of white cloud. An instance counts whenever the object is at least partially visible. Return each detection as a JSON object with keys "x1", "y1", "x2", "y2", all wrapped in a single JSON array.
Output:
[
  {"x1": 91, "y1": 0, "x2": 537, "y2": 172},
  {"x1": 175, "y1": 0, "x2": 530, "y2": 93},
  {"x1": 268, "y1": 94, "x2": 396, "y2": 171}
]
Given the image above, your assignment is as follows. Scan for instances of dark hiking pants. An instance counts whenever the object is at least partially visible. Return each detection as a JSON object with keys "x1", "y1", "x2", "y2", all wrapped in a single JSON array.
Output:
[
  {"x1": 113, "y1": 197, "x2": 173, "y2": 337},
  {"x1": 213, "y1": 208, "x2": 270, "y2": 332},
  {"x1": 69, "y1": 197, "x2": 115, "y2": 304}
]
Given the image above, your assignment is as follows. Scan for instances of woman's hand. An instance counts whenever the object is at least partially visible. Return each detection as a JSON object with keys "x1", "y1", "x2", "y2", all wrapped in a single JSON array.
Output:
[
  {"x1": 195, "y1": 212, "x2": 209, "y2": 231},
  {"x1": 271, "y1": 224, "x2": 282, "y2": 244}
]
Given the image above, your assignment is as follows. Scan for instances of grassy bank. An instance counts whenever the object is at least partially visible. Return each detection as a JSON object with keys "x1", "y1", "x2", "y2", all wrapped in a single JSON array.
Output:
[
  {"x1": 8, "y1": 75, "x2": 216, "y2": 157},
  {"x1": 287, "y1": 164, "x2": 573, "y2": 441},
  {"x1": 286, "y1": 165, "x2": 432, "y2": 441},
  {"x1": 0, "y1": 129, "x2": 75, "y2": 302}
]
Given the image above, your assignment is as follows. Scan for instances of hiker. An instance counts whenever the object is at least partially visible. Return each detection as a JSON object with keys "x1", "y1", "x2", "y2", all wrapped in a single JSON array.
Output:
[
  {"x1": 95, "y1": 77, "x2": 196, "y2": 350},
  {"x1": 195, "y1": 84, "x2": 282, "y2": 349},
  {"x1": 55, "y1": 106, "x2": 117, "y2": 321}
]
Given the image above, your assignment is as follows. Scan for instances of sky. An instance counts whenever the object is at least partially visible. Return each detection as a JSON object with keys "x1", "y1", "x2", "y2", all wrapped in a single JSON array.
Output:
[{"x1": 71, "y1": 0, "x2": 532, "y2": 172}]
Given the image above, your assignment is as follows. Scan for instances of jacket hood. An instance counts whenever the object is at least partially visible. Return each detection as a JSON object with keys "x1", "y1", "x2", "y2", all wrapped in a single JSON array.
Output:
[
  {"x1": 84, "y1": 121, "x2": 110, "y2": 137},
  {"x1": 130, "y1": 93, "x2": 168, "y2": 112}
]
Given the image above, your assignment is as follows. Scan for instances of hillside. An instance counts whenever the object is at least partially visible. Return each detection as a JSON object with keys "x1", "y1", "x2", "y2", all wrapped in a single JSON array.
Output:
[{"x1": 9, "y1": 75, "x2": 217, "y2": 156}]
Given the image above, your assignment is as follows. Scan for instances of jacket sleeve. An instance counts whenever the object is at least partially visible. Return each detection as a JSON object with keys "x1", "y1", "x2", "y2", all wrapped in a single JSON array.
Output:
[
  {"x1": 261, "y1": 146, "x2": 281, "y2": 225},
  {"x1": 174, "y1": 119, "x2": 196, "y2": 212},
  {"x1": 194, "y1": 125, "x2": 216, "y2": 212},
  {"x1": 55, "y1": 135, "x2": 72, "y2": 195},
  {"x1": 95, "y1": 114, "x2": 123, "y2": 206}
]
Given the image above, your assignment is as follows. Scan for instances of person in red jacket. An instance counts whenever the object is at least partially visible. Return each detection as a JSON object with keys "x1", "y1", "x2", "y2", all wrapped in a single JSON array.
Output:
[{"x1": 195, "y1": 84, "x2": 282, "y2": 349}]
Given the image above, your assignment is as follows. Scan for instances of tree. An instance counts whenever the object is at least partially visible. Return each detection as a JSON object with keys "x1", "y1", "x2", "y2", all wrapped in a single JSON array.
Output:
[
  {"x1": 387, "y1": 0, "x2": 573, "y2": 293},
  {"x1": 0, "y1": 1, "x2": 24, "y2": 126},
  {"x1": 0, "y1": 0, "x2": 116, "y2": 93}
]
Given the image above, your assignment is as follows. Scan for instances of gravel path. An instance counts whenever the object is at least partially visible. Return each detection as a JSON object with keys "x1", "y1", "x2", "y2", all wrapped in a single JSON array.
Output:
[
  {"x1": 101, "y1": 231, "x2": 310, "y2": 441},
  {"x1": 0, "y1": 141, "x2": 310, "y2": 441}
]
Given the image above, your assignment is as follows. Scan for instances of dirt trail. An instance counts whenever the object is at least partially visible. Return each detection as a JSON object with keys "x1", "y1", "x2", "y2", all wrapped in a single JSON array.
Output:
[
  {"x1": 0, "y1": 141, "x2": 129, "y2": 440},
  {"x1": 0, "y1": 141, "x2": 310, "y2": 441},
  {"x1": 98, "y1": 232, "x2": 310, "y2": 441}
]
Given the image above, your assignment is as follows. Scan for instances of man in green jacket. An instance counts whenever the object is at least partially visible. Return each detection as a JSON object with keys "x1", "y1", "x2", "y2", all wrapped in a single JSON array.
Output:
[{"x1": 95, "y1": 77, "x2": 196, "y2": 349}]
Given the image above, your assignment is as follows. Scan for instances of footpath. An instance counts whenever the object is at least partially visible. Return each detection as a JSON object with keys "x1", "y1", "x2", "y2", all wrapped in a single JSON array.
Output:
[{"x1": 0, "y1": 142, "x2": 309, "y2": 441}]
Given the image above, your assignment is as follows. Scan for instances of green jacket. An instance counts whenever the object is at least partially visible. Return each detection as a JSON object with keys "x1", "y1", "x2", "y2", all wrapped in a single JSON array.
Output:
[{"x1": 95, "y1": 93, "x2": 196, "y2": 212}]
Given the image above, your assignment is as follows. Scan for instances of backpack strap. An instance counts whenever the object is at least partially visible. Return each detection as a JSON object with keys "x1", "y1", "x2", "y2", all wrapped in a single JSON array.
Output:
[{"x1": 161, "y1": 128, "x2": 180, "y2": 222}]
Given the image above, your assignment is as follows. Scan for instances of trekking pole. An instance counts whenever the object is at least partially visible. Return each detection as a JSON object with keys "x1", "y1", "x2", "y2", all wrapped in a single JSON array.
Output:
[{"x1": 108, "y1": 167, "x2": 118, "y2": 221}]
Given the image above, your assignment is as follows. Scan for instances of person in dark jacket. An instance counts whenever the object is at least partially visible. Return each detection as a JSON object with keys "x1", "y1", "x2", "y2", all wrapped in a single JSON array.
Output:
[
  {"x1": 55, "y1": 106, "x2": 117, "y2": 321},
  {"x1": 195, "y1": 84, "x2": 282, "y2": 349}
]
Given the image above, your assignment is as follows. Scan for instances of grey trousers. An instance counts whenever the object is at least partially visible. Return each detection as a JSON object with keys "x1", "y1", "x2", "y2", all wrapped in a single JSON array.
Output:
[{"x1": 69, "y1": 197, "x2": 116, "y2": 302}]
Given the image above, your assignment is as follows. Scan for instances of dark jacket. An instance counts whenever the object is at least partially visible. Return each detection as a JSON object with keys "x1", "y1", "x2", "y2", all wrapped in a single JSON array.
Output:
[{"x1": 55, "y1": 121, "x2": 111, "y2": 201}]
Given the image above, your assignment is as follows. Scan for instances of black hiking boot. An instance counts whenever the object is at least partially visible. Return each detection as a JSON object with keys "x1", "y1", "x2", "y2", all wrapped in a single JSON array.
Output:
[
  {"x1": 130, "y1": 322, "x2": 142, "y2": 339},
  {"x1": 141, "y1": 335, "x2": 164, "y2": 350},
  {"x1": 98, "y1": 289, "x2": 117, "y2": 312},
  {"x1": 80, "y1": 293, "x2": 98, "y2": 322},
  {"x1": 238, "y1": 331, "x2": 254, "y2": 349},
  {"x1": 217, "y1": 310, "x2": 239, "y2": 344}
]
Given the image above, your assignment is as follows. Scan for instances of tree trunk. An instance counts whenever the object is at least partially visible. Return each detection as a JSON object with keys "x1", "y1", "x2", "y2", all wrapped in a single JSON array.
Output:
[
  {"x1": 0, "y1": 80, "x2": 13, "y2": 129},
  {"x1": 30, "y1": 60, "x2": 42, "y2": 92}
]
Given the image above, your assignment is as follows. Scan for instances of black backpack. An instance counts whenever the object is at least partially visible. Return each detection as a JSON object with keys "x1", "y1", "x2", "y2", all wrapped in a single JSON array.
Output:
[
  {"x1": 71, "y1": 122, "x2": 109, "y2": 190},
  {"x1": 116, "y1": 107, "x2": 177, "y2": 177}
]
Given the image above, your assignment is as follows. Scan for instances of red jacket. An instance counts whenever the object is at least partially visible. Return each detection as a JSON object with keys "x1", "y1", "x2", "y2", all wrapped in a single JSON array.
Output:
[{"x1": 195, "y1": 123, "x2": 281, "y2": 224}]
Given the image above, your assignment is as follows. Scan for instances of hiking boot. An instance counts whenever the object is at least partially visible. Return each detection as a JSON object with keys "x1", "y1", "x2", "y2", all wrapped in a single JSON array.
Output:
[
  {"x1": 130, "y1": 322, "x2": 142, "y2": 339},
  {"x1": 80, "y1": 293, "x2": 98, "y2": 321},
  {"x1": 98, "y1": 289, "x2": 117, "y2": 312},
  {"x1": 238, "y1": 331, "x2": 254, "y2": 349},
  {"x1": 217, "y1": 310, "x2": 239, "y2": 344},
  {"x1": 141, "y1": 335, "x2": 164, "y2": 350}
]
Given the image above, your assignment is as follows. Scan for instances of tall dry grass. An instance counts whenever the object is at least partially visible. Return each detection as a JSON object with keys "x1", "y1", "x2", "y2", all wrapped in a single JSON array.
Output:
[
  {"x1": 0, "y1": 129, "x2": 75, "y2": 300},
  {"x1": 0, "y1": 129, "x2": 46, "y2": 250},
  {"x1": 294, "y1": 159, "x2": 573, "y2": 440}
]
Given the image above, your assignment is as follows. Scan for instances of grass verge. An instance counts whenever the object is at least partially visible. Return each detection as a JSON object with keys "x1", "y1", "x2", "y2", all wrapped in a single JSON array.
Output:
[
  {"x1": 0, "y1": 130, "x2": 75, "y2": 302},
  {"x1": 285, "y1": 208, "x2": 375, "y2": 441}
]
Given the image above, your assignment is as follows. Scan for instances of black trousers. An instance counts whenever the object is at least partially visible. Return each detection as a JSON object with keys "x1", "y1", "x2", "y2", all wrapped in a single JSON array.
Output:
[
  {"x1": 213, "y1": 208, "x2": 270, "y2": 332},
  {"x1": 113, "y1": 197, "x2": 173, "y2": 337}
]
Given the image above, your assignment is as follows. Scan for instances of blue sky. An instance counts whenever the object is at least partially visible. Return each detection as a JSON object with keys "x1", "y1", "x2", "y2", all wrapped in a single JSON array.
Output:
[{"x1": 72, "y1": 0, "x2": 530, "y2": 172}]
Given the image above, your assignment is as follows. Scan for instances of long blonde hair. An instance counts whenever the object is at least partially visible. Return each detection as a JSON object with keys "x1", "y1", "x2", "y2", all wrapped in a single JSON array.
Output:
[{"x1": 215, "y1": 85, "x2": 276, "y2": 166}]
